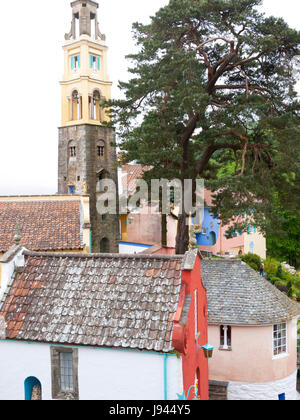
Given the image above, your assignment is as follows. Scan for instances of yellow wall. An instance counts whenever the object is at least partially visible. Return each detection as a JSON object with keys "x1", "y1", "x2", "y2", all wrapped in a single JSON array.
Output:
[{"x1": 60, "y1": 35, "x2": 112, "y2": 126}]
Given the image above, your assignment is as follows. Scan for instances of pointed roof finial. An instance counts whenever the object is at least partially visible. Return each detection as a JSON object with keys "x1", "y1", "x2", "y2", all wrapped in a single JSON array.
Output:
[
  {"x1": 189, "y1": 224, "x2": 198, "y2": 250},
  {"x1": 13, "y1": 223, "x2": 22, "y2": 245}
]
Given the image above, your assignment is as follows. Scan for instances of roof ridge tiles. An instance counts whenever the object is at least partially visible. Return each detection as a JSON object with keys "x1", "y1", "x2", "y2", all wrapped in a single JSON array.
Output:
[{"x1": 23, "y1": 250, "x2": 184, "y2": 261}]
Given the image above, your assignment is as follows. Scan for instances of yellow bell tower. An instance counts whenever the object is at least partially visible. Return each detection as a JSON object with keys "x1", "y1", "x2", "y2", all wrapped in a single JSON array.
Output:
[
  {"x1": 60, "y1": 0, "x2": 112, "y2": 126},
  {"x1": 58, "y1": 0, "x2": 120, "y2": 254}
]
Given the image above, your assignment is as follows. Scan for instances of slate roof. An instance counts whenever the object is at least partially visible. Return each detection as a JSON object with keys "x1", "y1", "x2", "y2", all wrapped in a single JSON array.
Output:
[
  {"x1": 0, "y1": 199, "x2": 84, "y2": 252},
  {"x1": 202, "y1": 259, "x2": 300, "y2": 326},
  {"x1": 0, "y1": 251, "x2": 184, "y2": 352}
]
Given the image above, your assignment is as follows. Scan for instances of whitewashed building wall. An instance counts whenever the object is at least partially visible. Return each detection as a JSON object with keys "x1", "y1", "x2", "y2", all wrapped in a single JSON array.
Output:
[{"x1": 0, "y1": 340, "x2": 183, "y2": 400}]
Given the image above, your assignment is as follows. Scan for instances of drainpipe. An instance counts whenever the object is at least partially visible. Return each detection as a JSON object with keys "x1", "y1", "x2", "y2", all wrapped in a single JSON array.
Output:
[
  {"x1": 163, "y1": 354, "x2": 168, "y2": 400},
  {"x1": 90, "y1": 230, "x2": 92, "y2": 253}
]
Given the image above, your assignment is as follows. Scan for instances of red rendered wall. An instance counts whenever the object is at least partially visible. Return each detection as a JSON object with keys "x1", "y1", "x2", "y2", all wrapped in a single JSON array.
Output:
[{"x1": 173, "y1": 255, "x2": 209, "y2": 400}]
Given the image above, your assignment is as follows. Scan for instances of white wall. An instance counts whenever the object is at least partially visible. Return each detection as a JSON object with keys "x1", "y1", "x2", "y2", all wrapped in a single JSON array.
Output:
[
  {"x1": 119, "y1": 242, "x2": 151, "y2": 255},
  {"x1": 0, "y1": 340, "x2": 183, "y2": 400},
  {"x1": 0, "y1": 248, "x2": 24, "y2": 299},
  {"x1": 228, "y1": 370, "x2": 298, "y2": 401}
]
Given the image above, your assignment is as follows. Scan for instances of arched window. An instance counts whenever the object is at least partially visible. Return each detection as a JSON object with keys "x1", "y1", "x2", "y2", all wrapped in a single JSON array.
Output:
[
  {"x1": 100, "y1": 237, "x2": 109, "y2": 253},
  {"x1": 70, "y1": 90, "x2": 82, "y2": 121},
  {"x1": 90, "y1": 90, "x2": 102, "y2": 121},
  {"x1": 24, "y1": 377, "x2": 42, "y2": 400}
]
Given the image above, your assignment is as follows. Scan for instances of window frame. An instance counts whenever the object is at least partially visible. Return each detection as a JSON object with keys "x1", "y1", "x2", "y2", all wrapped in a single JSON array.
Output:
[
  {"x1": 50, "y1": 347, "x2": 79, "y2": 400},
  {"x1": 97, "y1": 145, "x2": 104, "y2": 157},
  {"x1": 220, "y1": 325, "x2": 232, "y2": 351},
  {"x1": 273, "y1": 322, "x2": 288, "y2": 359}
]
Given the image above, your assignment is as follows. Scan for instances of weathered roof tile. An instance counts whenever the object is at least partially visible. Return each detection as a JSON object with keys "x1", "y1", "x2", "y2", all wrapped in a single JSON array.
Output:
[{"x1": 1, "y1": 251, "x2": 184, "y2": 352}]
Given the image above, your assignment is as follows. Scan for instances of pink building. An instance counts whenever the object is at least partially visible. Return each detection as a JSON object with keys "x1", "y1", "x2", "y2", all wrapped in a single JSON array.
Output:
[
  {"x1": 202, "y1": 258, "x2": 300, "y2": 400},
  {"x1": 119, "y1": 164, "x2": 266, "y2": 259}
]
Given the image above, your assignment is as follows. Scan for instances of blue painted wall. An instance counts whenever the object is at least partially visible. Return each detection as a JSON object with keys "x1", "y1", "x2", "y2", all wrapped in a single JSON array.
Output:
[{"x1": 194, "y1": 208, "x2": 219, "y2": 247}]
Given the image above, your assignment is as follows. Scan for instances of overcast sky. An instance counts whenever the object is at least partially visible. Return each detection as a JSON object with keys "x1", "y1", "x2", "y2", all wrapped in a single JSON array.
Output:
[{"x1": 0, "y1": 0, "x2": 299, "y2": 195}]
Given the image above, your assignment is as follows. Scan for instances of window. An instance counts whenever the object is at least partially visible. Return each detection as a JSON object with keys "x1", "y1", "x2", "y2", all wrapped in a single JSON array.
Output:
[
  {"x1": 59, "y1": 352, "x2": 74, "y2": 392},
  {"x1": 220, "y1": 325, "x2": 231, "y2": 350},
  {"x1": 97, "y1": 145, "x2": 104, "y2": 157},
  {"x1": 70, "y1": 146, "x2": 76, "y2": 157},
  {"x1": 51, "y1": 347, "x2": 78, "y2": 400},
  {"x1": 90, "y1": 54, "x2": 100, "y2": 71},
  {"x1": 71, "y1": 55, "x2": 80, "y2": 71},
  {"x1": 273, "y1": 323, "x2": 287, "y2": 356}
]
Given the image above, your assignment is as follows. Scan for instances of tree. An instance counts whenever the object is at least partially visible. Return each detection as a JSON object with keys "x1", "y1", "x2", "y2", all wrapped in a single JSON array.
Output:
[
  {"x1": 267, "y1": 211, "x2": 300, "y2": 267},
  {"x1": 104, "y1": 0, "x2": 300, "y2": 254}
]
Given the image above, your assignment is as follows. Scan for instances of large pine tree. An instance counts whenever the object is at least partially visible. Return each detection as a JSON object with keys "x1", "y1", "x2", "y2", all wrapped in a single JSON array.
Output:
[{"x1": 105, "y1": 0, "x2": 300, "y2": 254}]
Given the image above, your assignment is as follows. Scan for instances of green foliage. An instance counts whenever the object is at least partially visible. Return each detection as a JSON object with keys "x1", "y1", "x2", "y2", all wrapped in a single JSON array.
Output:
[
  {"x1": 240, "y1": 253, "x2": 261, "y2": 271},
  {"x1": 104, "y1": 0, "x2": 300, "y2": 253},
  {"x1": 267, "y1": 210, "x2": 300, "y2": 268},
  {"x1": 276, "y1": 264, "x2": 283, "y2": 279},
  {"x1": 242, "y1": 255, "x2": 300, "y2": 298}
]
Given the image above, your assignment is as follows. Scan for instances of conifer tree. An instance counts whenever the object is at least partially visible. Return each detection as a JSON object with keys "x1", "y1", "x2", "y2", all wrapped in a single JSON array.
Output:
[{"x1": 105, "y1": 0, "x2": 300, "y2": 254}]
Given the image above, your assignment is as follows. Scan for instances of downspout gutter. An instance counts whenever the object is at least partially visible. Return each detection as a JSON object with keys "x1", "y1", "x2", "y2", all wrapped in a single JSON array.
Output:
[{"x1": 163, "y1": 353, "x2": 168, "y2": 400}]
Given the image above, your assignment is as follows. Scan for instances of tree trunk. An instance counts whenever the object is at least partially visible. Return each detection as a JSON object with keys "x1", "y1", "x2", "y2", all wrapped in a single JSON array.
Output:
[
  {"x1": 161, "y1": 213, "x2": 167, "y2": 247},
  {"x1": 175, "y1": 212, "x2": 189, "y2": 254}
]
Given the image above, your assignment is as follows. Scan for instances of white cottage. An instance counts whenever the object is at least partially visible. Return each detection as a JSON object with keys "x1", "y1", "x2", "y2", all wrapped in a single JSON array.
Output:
[{"x1": 0, "y1": 247, "x2": 209, "y2": 400}]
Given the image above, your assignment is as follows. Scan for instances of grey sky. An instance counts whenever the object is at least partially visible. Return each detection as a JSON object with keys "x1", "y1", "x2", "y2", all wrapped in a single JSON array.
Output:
[{"x1": 0, "y1": 0, "x2": 299, "y2": 195}]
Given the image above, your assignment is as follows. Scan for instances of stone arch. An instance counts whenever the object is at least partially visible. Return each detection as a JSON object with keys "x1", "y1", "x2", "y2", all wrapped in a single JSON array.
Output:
[{"x1": 100, "y1": 237, "x2": 110, "y2": 253}]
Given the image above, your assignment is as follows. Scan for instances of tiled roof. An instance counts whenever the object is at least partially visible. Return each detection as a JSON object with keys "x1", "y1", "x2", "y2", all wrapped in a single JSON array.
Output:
[
  {"x1": 202, "y1": 259, "x2": 300, "y2": 325},
  {"x1": 0, "y1": 251, "x2": 184, "y2": 352},
  {"x1": 122, "y1": 164, "x2": 152, "y2": 194},
  {"x1": 0, "y1": 200, "x2": 84, "y2": 252}
]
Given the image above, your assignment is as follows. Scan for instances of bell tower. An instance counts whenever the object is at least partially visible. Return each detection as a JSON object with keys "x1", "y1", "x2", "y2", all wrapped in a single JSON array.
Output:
[{"x1": 58, "y1": 0, "x2": 120, "y2": 253}]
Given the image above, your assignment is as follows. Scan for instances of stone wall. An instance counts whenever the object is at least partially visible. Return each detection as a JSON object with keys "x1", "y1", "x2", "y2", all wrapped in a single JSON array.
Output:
[
  {"x1": 209, "y1": 380, "x2": 228, "y2": 400},
  {"x1": 58, "y1": 124, "x2": 120, "y2": 253}
]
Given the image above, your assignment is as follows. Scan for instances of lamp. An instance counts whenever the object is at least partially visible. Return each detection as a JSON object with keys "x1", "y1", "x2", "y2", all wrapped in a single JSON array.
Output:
[
  {"x1": 195, "y1": 332, "x2": 214, "y2": 358},
  {"x1": 200, "y1": 343, "x2": 214, "y2": 359}
]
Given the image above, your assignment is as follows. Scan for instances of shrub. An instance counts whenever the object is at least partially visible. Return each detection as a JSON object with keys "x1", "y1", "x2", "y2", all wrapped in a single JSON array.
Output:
[
  {"x1": 276, "y1": 264, "x2": 283, "y2": 279},
  {"x1": 241, "y1": 253, "x2": 261, "y2": 271}
]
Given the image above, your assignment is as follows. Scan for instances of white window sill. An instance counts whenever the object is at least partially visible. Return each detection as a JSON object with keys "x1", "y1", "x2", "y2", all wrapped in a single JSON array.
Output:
[
  {"x1": 272, "y1": 352, "x2": 289, "y2": 360},
  {"x1": 219, "y1": 346, "x2": 232, "y2": 352}
]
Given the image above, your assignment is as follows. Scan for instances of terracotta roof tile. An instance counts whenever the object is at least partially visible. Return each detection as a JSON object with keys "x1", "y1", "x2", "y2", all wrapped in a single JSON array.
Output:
[{"x1": 0, "y1": 200, "x2": 84, "y2": 252}]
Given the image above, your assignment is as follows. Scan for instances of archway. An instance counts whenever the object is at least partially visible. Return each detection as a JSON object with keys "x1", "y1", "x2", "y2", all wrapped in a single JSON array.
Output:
[{"x1": 24, "y1": 376, "x2": 42, "y2": 401}]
